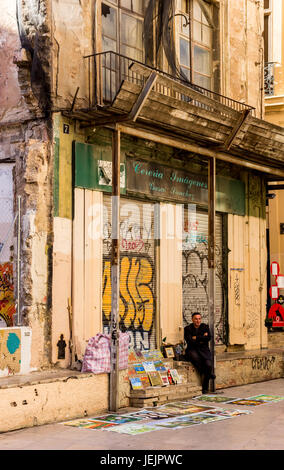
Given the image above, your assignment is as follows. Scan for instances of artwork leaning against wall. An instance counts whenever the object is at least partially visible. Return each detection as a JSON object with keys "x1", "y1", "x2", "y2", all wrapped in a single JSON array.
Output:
[{"x1": 0, "y1": 164, "x2": 16, "y2": 327}]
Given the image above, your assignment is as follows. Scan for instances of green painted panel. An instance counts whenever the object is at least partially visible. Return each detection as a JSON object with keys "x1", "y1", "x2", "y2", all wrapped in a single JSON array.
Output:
[
  {"x1": 74, "y1": 142, "x2": 98, "y2": 189},
  {"x1": 74, "y1": 142, "x2": 126, "y2": 194},
  {"x1": 53, "y1": 136, "x2": 60, "y2": 217},
  {"x1": 216, "y1": 176, "x2": 245, "y2": 216},
  {"x1": 74, "y1": 142, "x2": 245, "y2": 215}
]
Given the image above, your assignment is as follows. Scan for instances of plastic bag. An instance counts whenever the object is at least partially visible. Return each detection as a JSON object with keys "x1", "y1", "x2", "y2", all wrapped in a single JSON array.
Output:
[{"x1": 81, "y1": 332, "x2": 130, "y2": 374}]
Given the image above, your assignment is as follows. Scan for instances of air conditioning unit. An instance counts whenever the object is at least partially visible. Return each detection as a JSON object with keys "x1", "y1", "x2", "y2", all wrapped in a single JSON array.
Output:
[{"x1": 0, "y1": 327, "x2": 32, "y2": 376}]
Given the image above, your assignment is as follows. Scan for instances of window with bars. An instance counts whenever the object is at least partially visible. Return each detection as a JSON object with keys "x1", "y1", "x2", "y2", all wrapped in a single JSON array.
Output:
[
  {"x1": 264, "y1": 0, "x2": 274, "y2": 96},
  {"x1": 177, "y1": 0, "x2": 213, "y2": 90}
]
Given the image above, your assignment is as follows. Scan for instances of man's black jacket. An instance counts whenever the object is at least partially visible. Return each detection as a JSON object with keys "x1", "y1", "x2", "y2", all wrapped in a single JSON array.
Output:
[{"x1": 184, "y1": 323, "x2": 212, "y2": 360}]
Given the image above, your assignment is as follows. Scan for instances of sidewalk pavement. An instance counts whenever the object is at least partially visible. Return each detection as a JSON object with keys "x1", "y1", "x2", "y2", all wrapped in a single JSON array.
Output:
[{"x1": 0, "y1": 378, "x2": 283, "y2": 451}]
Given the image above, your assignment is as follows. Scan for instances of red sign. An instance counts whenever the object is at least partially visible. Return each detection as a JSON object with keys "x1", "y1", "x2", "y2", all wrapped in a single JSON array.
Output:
[
  {"x1": 269, "y1": 262, "x2": 282, "y2": 299},
  {"x1": 268, "y1": 302, "x2": 284, "y2": 327},
  {"x1": 269, "y1": 262, "x2": 284, "y2": 326}
]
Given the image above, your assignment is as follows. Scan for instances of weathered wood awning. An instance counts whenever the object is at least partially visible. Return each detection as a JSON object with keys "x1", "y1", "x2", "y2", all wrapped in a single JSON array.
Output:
[
  {"x1": 66, "y1": 56, "x2": 284, "y2": 177},
  {"x1": 110, "y1": 62, "x2": 250, "y2": 146}
]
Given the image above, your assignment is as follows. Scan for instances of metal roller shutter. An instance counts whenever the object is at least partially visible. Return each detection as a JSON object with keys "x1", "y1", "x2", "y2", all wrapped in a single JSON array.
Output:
[
  {"x1": 103, "y1": 195, "x2": 157, "y2": 351},
  {"x1": 182, "y1": 208, "x2": 225, "y2": 344}
]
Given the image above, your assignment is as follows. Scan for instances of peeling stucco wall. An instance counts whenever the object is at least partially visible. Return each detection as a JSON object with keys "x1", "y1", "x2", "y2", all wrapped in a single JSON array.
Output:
[
  {"x1": 222, "y1": 0, "x2": 264, "y2": 117},
  {"x1": 0, "y1": 124, "x2": 54, "y2": 369},
  {"x1": 1, "y1": 1, "x2": 54, "y2": 370},
  {"x1": 15, "y1": 0, "x2": 52, "y2": 117},
  {"x1": 51, "y1": 0, "x2": 92, "y2": 110},
  {"x1": 0, "y1": 1, "x2": 30, "y2": 123},
  {"x1": 11, "y1": 122, "x2": 54, "y2": 370}
]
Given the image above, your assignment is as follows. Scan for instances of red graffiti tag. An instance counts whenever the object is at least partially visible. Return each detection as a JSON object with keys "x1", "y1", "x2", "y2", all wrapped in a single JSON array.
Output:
[{"x1": 121, "y1": 239, "x2": 145, "y2": 252}]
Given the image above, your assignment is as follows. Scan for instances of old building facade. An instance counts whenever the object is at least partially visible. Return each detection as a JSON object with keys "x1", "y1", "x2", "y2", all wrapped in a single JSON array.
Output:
[
  {"x1": 1, "y1": 0, "x2": 284, "y2": 378},
  {"x1": 264, "y1": 0, "x2": 284, "y2": 318}
]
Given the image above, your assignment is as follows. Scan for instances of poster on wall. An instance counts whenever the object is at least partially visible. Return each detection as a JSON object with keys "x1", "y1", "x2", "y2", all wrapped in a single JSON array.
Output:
[
  {"x1": 268, "y1": 262, "x2": 284, "y2": 327},
  {"x1": 0, "y1": 328, "x2": 21, "y2": 373}
]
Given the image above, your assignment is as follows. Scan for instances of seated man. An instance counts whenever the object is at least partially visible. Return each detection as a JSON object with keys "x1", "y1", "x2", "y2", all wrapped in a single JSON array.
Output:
[{"x1": 184, "y1": 312, "x2": 215, "y2": 394}]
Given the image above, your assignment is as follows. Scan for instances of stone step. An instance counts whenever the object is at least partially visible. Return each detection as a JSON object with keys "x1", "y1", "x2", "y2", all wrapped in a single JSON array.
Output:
[
  {"x1": 129, "y1": 383, "x2": 202, "y2": 407},
  {"x1": 128, "y1": 363, "x2": 202, "y2": 407}
]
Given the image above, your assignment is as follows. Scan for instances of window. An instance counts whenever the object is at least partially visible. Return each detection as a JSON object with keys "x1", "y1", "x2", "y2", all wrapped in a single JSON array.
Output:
[
  {"x1": 177, "y1": 0, "x2": 213, "y2": 90},
  {"x1": 263, "y1": 0, "x2": 282, "y2": 66},
  {"x1": 101, "y1": 0, "x2": 147, "y2": 62},
  {"x1": 263, "y1": 0, "x2": 275, "y2": 96},
  {"x1": 100, "y1": 0, "x2": 149, "y2": 101},
  {"x1": 264, "y1": 0, "x2": 272, "y2": 64}
]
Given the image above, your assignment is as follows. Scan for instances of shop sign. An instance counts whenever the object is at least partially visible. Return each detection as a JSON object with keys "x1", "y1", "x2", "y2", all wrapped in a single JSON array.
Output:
[
  {"x1": 126, "y1": 159, "x2": 245, "y2": 215},
  {"x1": 126, "y1": 159, "x2": 208, "y2": 205},
  {"x1": 74, "y1": 143, "x2": 245, "y2": 215}
]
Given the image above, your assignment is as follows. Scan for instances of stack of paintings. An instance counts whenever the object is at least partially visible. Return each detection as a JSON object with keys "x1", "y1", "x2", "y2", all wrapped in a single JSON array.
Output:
[{"x1": 128, "y1": 349, "x2": 182, "y2": 390}]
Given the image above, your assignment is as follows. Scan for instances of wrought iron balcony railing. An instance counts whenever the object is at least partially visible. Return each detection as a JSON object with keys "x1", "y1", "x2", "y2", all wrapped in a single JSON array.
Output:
[
  {"x1": 84, "y1": 51, "x2": 255, "y2": 117},
  {"x1": 264, "y1": 62, "x2": 275, "y2": 96}
]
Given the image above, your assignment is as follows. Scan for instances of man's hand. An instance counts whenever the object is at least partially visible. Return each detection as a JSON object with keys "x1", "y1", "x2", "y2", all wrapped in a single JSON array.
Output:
[
  {"x1": 204, "y1": 332, "x2": 208, "y2": 336},
  {"x1": 192, "y1": 336, "x2": 197, "y2": 340}
]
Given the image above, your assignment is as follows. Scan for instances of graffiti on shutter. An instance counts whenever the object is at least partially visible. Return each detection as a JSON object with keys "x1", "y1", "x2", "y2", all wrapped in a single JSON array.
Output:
[
  {"x1": 102, "y1": 196, "x2": 157, "y2": 351},
  {"x1": 182, "y1": 210, "x2": 226, "y2": 344}
]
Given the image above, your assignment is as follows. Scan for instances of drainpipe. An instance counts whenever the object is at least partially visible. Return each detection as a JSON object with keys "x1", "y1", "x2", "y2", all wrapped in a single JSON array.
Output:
[
  {"x1": 208, "y1": 157, "x2": 216, "y2": 392},
  {"x1": 109, "y1": 127, "x2": 121, "y2": 411}
]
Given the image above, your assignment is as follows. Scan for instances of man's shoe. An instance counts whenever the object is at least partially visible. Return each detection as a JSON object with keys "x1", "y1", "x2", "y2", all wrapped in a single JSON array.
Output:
[
  {"x1": 202, "y1": 389, "x2": 209, "y2": 394},
  {"x1": 210, "y1": 374, "x2": 216, "y2": 380}
]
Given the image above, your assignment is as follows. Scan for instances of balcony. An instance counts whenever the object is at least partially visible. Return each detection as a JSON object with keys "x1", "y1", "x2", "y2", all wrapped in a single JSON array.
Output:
[
  {"x1": 85, "y1": 51, "x2": 254, "y2": 114},
  {"x1": 76, "y1": 51, "x2": 255, "y2": 146},
  {"x1": 64, "y1": 51, "x2": 284, "y2": 168}
]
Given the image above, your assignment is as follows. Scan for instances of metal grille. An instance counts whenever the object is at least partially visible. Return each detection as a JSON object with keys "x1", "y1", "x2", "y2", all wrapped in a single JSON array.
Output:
[
  {"x1": 84, "y1": 51, "x2": 255, "y2": 115},
  {"x1": 264, "y1": 62, "x2": 275, "y2": 96},
  {"x1": 103, "y1": 195, "x2": 157, "y2": 351},
  {"x1": 182, "y1": 208, "x2": 226, "y2": 344}
]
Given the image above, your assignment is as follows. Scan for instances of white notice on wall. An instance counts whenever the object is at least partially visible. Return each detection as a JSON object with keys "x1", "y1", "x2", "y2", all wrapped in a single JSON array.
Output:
[
  {"x1": 271, "y1": 262, "x2": 279, "y2": 276},
  {"x1": 271, "y1": 286, "x2": 279, "y2": 298},
  {"x1": 277, "y1": 276, "x2": 284, "y2": 288}
]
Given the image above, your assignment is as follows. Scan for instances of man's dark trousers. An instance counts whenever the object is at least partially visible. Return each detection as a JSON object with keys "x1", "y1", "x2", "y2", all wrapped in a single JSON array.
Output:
[
  {"x1": 186, "y1": 349, "x2": 213, "y2": 392},
  {"x1": 184, "y1": 322, "x2": 213, "y2": 392}
]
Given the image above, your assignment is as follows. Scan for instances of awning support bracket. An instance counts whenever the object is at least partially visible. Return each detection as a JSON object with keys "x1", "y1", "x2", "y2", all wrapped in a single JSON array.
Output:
[
  {"x1": 90, "y1": 71, "x2": 158, "y2": 128},
  {"x1": 223, "y1": 109, "x2": 250, "y2": 150}
]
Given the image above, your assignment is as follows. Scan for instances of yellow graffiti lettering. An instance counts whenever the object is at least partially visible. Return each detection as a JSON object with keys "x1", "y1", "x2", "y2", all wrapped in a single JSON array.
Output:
[
  {"x1": 127, "y1": 258, "x2": 142, "y2": 329},
  {"x1": 102, "y1": 259, "x2": 128, "y2": 322},
  {"x1": 102, "y1": 261, "x2": 111, "y2": 321},
  {"x1": 119, "y1": 257, "x2": 134, "y2": 326},
  {"x1": 136, "y1": 258, "x2": 154, "y2": 331},
  {"x1": 102, "y1": 256, "x2": 154, "y2": 333}
]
